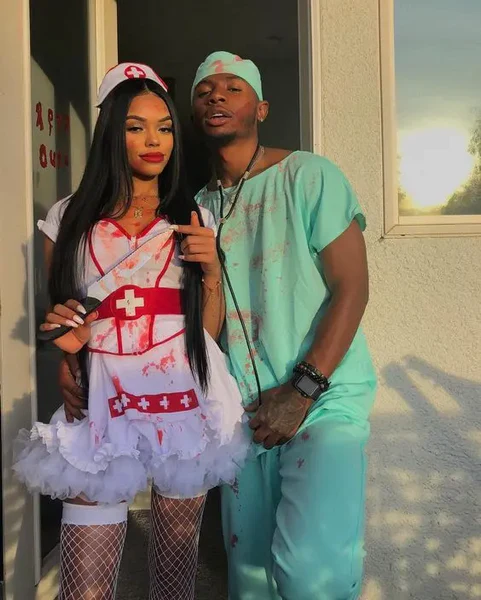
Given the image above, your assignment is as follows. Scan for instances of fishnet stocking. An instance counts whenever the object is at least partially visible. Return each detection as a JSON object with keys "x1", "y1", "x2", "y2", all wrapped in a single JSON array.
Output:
[
  {"x1": 58, "y1": 521, "x2": 127, "y2": 600},
  {"x1": 148, "y1": 490, "x2": 207, "y2": 600}
]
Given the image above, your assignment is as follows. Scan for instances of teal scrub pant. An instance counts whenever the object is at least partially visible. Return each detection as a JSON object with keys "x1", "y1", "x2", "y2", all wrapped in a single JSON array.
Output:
[{"x1": 221, "y1": 400, "x2": 372, "y2": 600}]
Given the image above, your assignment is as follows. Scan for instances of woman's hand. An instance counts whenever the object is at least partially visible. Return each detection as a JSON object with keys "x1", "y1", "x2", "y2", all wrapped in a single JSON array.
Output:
[
  {"x1": 39, "y1": 300, "x2": 98, "y2": 354},
  {"x1": 174, "y1": 211, "x2": 221, "y2": 279}
]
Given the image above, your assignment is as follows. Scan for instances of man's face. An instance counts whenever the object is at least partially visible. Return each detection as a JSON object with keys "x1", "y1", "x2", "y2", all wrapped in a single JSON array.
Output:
[{"x1": 192, "y1": 73, "x2": 266, "y2": 143}]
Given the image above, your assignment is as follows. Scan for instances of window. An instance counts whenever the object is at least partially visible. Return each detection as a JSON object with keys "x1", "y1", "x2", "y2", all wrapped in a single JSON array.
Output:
[{"x1": 381, "y1": 0, "x2": 481, "y2": 235}]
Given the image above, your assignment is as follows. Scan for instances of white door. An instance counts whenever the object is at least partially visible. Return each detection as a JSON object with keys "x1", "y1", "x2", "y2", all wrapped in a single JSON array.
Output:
[{"x1": 0, "y1": 1, "x2": 117, "y2": 598}]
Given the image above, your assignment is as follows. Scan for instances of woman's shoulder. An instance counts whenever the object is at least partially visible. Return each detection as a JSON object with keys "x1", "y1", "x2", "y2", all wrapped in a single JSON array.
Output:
[
  {"x1": 47, "y1": 194, "x2": 72, "y2": 220},
  {"x1": 37, "y1": 194, "x2": 73, "y2": 242}
]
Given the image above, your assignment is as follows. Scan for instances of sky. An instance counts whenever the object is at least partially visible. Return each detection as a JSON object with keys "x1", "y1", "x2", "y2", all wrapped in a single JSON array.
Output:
[
  {"x1": 395, "y1": 0, "x2": 481, "y2": 134},
  {"x1": 394, "y1": 0, "x2": 481, "y2": 210}
]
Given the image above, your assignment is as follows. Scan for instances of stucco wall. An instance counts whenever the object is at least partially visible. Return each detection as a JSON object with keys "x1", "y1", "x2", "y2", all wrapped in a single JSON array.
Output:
[{"x1": 318, "y1": 1, "x2": 481, "y2": 598}]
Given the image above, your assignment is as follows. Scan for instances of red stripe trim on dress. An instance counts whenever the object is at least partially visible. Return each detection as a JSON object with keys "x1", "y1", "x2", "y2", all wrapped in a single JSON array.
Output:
[
  {"x1": 108, "y1": 388, "x2": 199, "y2": 418},
  {"x1": 116, "y1": 318, "x2": 123, "y2": 354},
  {"x1": 100, "y1": 217, "x2": 167, "y2": 241},
  {"x1": 155, "y1": 236, "x2": 176, "y2": 286},
  {"x1": 96, "y1": 286, "x2": 183, "y2": 321},
  {"x1": 87, "y1": 328, "x2": 185, "y2": 356},
  {"x1": 88, "y1": 229, "x2": 105, "y2": 276},
  {"x1": 150, "y1": 237, "x2": 177, "y2": 346}
]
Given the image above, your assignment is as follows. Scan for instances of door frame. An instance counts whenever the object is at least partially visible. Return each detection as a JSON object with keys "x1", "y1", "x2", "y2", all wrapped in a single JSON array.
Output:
[
  {"x1": 298, "y1": 0, "x2": 322, "y2": 153},
  {"x1": 88, "y1": 0, "x2": 119, "y2": 133},
  {"x1": 0, "y1": 1, "x2": 117, "y2": 598}
]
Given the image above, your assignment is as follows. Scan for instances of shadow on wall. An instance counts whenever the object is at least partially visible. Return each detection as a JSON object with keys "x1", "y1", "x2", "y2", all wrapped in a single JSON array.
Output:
[
  {"x1": 3, "y1": 394, "x2": 38, "y2": 600},
  {"x1": 363, "y1": 356, "x2": 481, "y2": 600},
  {"x1": 9, "y1": 238, "x2": 64, "y2": 564},
  {"x1": 10, "y1": 204, "x2": 54, "y2": 342}
]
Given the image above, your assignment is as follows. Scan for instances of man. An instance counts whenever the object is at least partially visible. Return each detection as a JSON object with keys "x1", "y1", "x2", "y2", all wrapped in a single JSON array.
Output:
[
  {"x1": 191, "y1": 51, "x2": 377, "y2": 600},
  {"x1": 60, "y1": 51, "x2": 377, "y2": 599}
]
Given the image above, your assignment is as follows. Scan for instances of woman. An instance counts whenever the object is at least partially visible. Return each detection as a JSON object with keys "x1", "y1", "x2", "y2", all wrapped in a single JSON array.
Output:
[{"x1": 13, "y1": 63, "x2": 248, "y2": 600}]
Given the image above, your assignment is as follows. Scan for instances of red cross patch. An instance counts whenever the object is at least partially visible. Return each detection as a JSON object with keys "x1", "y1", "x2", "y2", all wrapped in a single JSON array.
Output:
[{"x1": 124, "y1": 65, "x2": 147, "y2": 79}]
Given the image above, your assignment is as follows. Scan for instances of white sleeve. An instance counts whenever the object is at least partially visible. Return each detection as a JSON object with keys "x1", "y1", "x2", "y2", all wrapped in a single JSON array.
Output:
[
  {"x1": 199, "y1": 206, "x2": 217, "y2": 236},
  {"x1": 37, "y1": 196, "x2": 71, "y2": 242}
]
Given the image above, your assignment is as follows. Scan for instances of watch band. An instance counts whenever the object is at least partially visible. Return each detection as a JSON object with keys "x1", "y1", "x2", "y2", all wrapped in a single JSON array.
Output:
[{"x1": 293, "y1": 361, "x2": 330, "y2": 394}]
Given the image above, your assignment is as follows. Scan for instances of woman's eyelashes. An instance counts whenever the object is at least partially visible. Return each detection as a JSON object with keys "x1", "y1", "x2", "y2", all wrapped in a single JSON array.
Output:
[{"x1": 126, "y1": 125, "x2": 173, "y2": 134}]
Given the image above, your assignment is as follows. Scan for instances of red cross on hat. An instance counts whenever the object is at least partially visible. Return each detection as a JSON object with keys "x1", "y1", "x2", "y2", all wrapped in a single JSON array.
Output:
[{"x1": 124, "y1": 65, "x2": 146, "y2": 79}]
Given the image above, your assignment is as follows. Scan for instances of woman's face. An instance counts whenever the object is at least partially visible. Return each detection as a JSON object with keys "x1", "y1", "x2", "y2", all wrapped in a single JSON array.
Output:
[{"x1": 125, "y1": 92, "x2": 174, "y2": 179}]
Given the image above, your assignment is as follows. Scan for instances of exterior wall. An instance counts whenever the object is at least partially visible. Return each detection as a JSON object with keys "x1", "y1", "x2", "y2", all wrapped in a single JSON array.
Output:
[
  {"x1": 319, "y1": 1, "x2": 481, "y2": 598},
  {"x1": 0, "y1": 0, "x2": 38, "y2": 596}
]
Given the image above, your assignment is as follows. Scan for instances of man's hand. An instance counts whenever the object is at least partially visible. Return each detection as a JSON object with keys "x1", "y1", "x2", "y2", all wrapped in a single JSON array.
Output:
[
  {"x1": 59, "y1": 355, "x2": 87, "y2": 423},
  {"x1": 246, "y1": 382, "x2": 313, "y2": 449}
]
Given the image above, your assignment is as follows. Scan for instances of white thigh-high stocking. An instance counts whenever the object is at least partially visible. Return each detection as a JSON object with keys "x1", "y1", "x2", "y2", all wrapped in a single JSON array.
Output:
[
  {"x1": 148, "y1": 488, "x2": 207, "y2": 600},
  {"x1": 58, "y1": 502, "x2": 128, "y2": 600}
]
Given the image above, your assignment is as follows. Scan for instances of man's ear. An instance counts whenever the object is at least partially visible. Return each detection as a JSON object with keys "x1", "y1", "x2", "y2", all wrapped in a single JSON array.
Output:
[{"x1": 257, "y1": 101, "x2": 269, "y2": 123}]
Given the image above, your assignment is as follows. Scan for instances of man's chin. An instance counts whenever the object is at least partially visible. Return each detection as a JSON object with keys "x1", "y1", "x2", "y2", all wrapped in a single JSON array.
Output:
[{"x1": 202, "y1": 127, "x2": 237, "y2": 146}]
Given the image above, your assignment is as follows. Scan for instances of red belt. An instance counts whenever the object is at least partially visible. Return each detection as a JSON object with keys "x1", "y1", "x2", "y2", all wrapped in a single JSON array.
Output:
[{"x1": 96, "y1": 285, "x2": 183, "y2": 321}]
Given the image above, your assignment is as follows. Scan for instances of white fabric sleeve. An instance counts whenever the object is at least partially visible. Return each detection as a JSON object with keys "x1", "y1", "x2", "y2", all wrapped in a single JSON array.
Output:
[
  {"x1": 199, "y1": 206, "x2": 217, "y2": 236},
  {"x1": 37, "y1": 196, "x2": 71, "y2": 243}
]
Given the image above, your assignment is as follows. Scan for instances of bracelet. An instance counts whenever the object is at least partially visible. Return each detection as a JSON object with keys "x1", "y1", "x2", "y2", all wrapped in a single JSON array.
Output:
[
  {"x1": 293, "y1": 361, "x2": 330, "y2": 392},
  {"x1": 202, "y1": 278, "x2": 222, "y2": 293}
]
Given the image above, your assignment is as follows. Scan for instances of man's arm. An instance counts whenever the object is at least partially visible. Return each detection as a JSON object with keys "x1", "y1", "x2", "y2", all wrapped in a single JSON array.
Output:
[
  {"x1": 59, "y1": 354, "x2": 87, "y2": 422},
  {"x1": 247, "y1": 220, "x2": 369, "y2": 448},
  {"x1": 304, "y1": 219, "x2": 368, "y2": 377},
  {"x1": 44, "y1": 235, "x2": 87, "y2": 421}
]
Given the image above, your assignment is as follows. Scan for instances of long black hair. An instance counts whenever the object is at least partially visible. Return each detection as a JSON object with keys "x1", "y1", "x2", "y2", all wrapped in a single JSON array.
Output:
[{"x1": 49, "y1": 78, "x2": 209, "y2": 391}]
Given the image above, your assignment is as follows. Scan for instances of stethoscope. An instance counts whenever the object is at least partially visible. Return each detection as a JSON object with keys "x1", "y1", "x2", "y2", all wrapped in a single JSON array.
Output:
[{"x1": 215, "y1": 144, "x2": 263, "y2": 404}]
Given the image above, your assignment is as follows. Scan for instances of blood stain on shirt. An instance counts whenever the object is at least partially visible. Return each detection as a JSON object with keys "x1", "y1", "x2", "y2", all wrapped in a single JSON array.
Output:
[{"x1": 231, "y1": 478, "x2": 239, "y2": 497}]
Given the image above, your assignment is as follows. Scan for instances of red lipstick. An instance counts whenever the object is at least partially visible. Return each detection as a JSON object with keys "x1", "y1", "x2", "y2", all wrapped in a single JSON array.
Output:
[{"x1": 140, "y1": 152, "x2": 165, "y2": 163}]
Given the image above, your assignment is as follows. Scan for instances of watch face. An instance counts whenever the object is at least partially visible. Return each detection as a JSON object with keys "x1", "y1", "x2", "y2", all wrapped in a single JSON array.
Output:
[{"x1": 297, "y1": 374, "x2": 320, "y2": 397}]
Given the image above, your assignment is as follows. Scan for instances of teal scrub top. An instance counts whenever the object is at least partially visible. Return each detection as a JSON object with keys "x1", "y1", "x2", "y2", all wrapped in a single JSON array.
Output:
[{"x1": 196, "y1": 152, "x2": 377, "y2": 419}]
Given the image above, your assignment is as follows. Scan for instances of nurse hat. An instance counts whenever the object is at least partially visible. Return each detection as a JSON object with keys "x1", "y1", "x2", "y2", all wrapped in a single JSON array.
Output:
[{"x1": 97, "y1": 62, "x2": 168, "y2": 106}]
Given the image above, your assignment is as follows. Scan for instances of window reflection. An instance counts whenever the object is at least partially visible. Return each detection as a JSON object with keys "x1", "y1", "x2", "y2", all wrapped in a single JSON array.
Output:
[{"x1": 395, "y1": 0, "x2": 481, "y2": 216}]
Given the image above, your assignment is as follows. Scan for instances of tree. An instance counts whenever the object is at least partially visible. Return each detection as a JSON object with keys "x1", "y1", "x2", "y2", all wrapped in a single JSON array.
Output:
[{"x1": 442, "y1": 114, "x2": 481, "y2": 215}]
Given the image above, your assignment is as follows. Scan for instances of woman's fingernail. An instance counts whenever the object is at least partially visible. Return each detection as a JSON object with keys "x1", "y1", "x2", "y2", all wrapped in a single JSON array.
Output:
[
  {"x1": 73, "y1": 315, "x2": 85, "y2": 325},
  {"x1": 178, "y1": 254, "x2": 185, "y2": 260},
  {"x1": 76, "y1": 304, "x2": 87, "y2": 315},
  {"x1": 170, "y1": 224, "x2": 179, "y2": 231},
  {"x1": 65, "y1": 320, "x2": 79, "y2": 328},
  {"x1": 48, "y1": 324, "x2": 61, "y2": 330}
]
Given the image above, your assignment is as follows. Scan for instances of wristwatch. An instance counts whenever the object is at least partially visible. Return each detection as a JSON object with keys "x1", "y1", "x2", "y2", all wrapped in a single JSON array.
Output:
[{"x1": 291, "y1": 361, "x2": 330, "y2": 402}]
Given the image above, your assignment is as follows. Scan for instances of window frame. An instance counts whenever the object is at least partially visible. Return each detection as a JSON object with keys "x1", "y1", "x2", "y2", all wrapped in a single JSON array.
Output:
[
  {"x1": 298, "y1": 0, "x2": 322, "y2": 154},
  {"x1": 380, "y1": 0, "x2": 481, "y2": 238}
]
